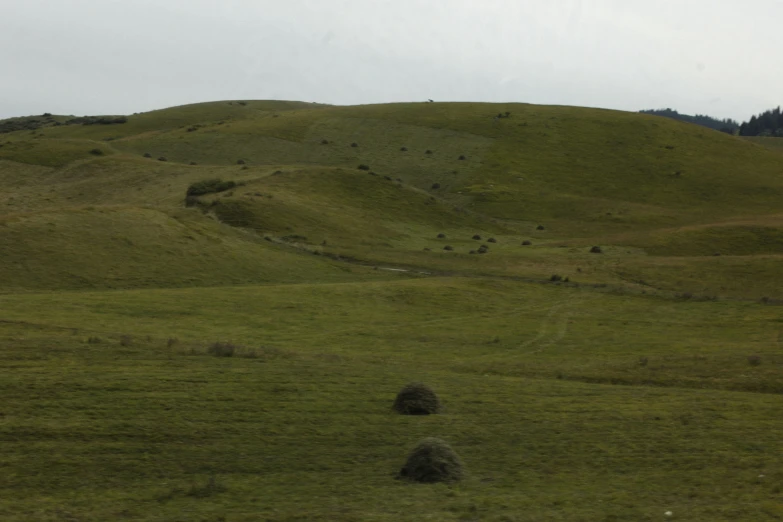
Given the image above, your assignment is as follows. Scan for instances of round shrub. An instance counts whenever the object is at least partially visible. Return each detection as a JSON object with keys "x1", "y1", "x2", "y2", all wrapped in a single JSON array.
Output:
[
  {"x1": 431, "y1": 183, "x2": 440, "y2": 189},
  {"x1": 237, "y1": 159, "x2": 245, "y2": 165},
  {"x1": 400, "y1": 146, "x2": 408, "y2": 151},
  {"x1": 472, "y1": 234, "x2": 481, "y2": 240},
  {"x1": 89, "y1": 148, "x2": 103, "y2": 156},
  {"x1": 437, "y1": 233, "x2": 446, "y2": 238},
  {"x1": 590, "y1": 246, "x2": 603, "y2": 254},
  {"x1": 393, "y1": 382, "x2": 442, "y2": 415},
  {"x1": 357, "y1": 164, "x2": 370, "y2": 171},
  {"x1": 398, "y1": 438, "x2": 464, "y2": 483},
  {"x1": 143, "y1": 152, "x2": 152, "y2": 158},
  {"x1": 522, "y1": 240, "x2": 532, "y2": 246},
  {"x1": 321, "y1": 139, "x2": 329, "y2": 144},
  {"x1": 158, "y1": 156, "x2": 168, "y2": 162},
  {"x1": 425, "y1": 149, "x2": 433, "y2": 155},
  {"x1": 536, "y1": 225, "x2": 545, "y2": 231},
  {"x1": 478, "y1": 245, "x2": 489, "y2": 254},
  {"x1": 350, "y1": 142, "x2": 358, "y2": 148},
  {"x1": 458, "y1": 155, "x2": 466, "y2": 160},
  {"x1": 443, "y1": 245, "x2": 453, "y2": 251},
  {"x1": 487, "y1": 237, "x2": 497, "y2": 243},
  {"x1": 189, "y1": 161, "x2": 198, "y2": 165}
]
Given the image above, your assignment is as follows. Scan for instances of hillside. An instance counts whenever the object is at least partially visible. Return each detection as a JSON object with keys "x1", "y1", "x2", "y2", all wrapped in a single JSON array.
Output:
[
  {"x1": 4, "y1": 100, "x2": 783, "y2": 521},
  {"x1": 3, "y1": 100, "x2": 783, "y2": 296}
]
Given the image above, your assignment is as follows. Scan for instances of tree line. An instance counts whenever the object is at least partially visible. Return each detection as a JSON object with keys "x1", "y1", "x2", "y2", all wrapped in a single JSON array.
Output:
[{"x1": 639, "y1": 108, "x2": 739, "y2": 133}]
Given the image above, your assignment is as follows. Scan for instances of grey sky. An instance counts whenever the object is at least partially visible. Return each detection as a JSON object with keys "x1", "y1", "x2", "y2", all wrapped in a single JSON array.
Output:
[{"x1": 2, "y1": 0, "x2": 782, "y2": 121}]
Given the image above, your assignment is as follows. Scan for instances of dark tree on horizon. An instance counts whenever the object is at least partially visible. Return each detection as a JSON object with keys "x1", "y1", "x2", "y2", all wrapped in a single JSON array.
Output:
[
  {"x1": 738, "y1": 107, "x2": 783, "y2": 137},
  {"x1": 640, "y1": 108, "x2": 739, "y2": 133}
]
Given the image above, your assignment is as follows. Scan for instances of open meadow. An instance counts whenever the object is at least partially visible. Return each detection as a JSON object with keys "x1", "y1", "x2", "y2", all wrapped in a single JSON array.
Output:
[{"x1": 2, "y1": 101, "x2": 783, "y2": 520}]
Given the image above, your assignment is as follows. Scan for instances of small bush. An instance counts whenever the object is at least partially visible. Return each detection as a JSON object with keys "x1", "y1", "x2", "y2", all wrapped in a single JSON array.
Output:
[
  {"x1": 472, "y1": 234, "x2": 482, "y2": 240},
  {"x1": 536, "y1": 225, "x2": 545, "y2": 231},
  {"x1": 590, "y1": 246, "x2": 603, "y2": 254},
  {"x1": 189, "y1": 161, "x2": 198, "y2": 165},
  {"x1": 487, "y1": 237, "x2": 497, "y2": 243},
  {"x1": 158, "y1": 156, "x2": 168, "y2": 162},
  {"x1": 437, "y1": 233, "x2": 446, "y2": 238},
  {"x1": 400, "y1": 146, "x2": 408, "y2": 151},
  {"x1": 321, "y1": 139, "x2": 329, "y2": 144},
  {"x1": 478, "y1": 245, "x2": 489, "y2": 254},
  {"x1": 469, "y1": 250, "x2": 477, "y2": 254},
  {"x1": 522, "y1": 240, "x2": 532, "y2": 246},
  {"x1": 425, "y1": 149, "x2": 433, "y2": 155},
  {"x1": 89, "y1": 148, "x2": 103, "y2": 156},
  {"x1": 357, "y1": 164, "x2": 370, "y2": 171},
  {"x1": 458, "y1": 155, "x2": 466, "y2": 160},
  {"x1": 208, "y1": 342, "x2": 236, "y2": 357},
  {"x1": 143, "y1": 152, "x2": 152, "y2": 158},
  {"x1": 550, "y1": 274, "x2": 563, "y2": 282},
  {"x1": 431, "y1": 183, "x2": 440, "y2": 189},
  {"x1": 237, "y1": 159, "x2": 245, "y2": 165},
  {"x1": 350, "y1": 142, "x2": 358, "y2": 147},
  {"x1": 443, "y1": 245, "x2": 454, "y2": 251},
  {"x1": 399, "y1": 438, "x2": 463, "y2": 483},
  {"x1": 393, "y1": 382, "x2": 442, "y2": 415},
  {"x1": 187, "y1": 179, "x2": 236, "y2": 196},
  {"x1": 384, "y1": 175, "x2": 392, "y2": 181},
  {"x1": 747, "y1": 355, "x2": 762, "y2": 366}
]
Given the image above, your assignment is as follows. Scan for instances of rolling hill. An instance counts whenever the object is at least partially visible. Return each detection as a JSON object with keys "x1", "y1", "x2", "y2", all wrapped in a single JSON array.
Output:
[{"x1": 3, "y1": 100, "x2": 783, "y2": 521}]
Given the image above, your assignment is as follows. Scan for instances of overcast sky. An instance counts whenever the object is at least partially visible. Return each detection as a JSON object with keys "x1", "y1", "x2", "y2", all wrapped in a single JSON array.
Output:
[{"x1": 2, "y1": 0, "x2": 782, "y2": 121}]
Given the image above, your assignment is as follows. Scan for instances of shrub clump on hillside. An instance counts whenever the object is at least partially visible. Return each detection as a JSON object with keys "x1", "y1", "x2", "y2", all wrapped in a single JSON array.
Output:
[
  {"x1": 472, "y1": 234, "x2": 482, "y2": 240},
  {"x1": 236, "y1": 159, "x2": 246, "y2": 165},
  {"x1": 393, "y1": 382, "x2": 442, "y2": 415},
  {"x1": 89, "y1": 148, "x2": 103, "y2": 156},
  {"x1": 350, "y1": 142, "x2": 359, "y2": 148},
  {"x1": 400, "y1": 146, "x2": 408, "y2": 151},
  {"x1": 431, "y1": 182, "x2": 440, "y2": 189},
  {"x1": 478, "y1": 245, "x2": 489, "y2": 254},
  {"x1": 458, "y1": 155, "x2": 466, "y2": 160},
  {"x1": 143, "y1": 152, "x2": 152, "y2": 158},
  {"x1": 398, "y1": 438, "x2": 464, "y2": 483},
  {"x1": 536, "y1": 225, "x2": 545, "y2": 231},
  {"x1": 186, "y1": 179, "x2": 237, "y2": 196},
  {"x1": 487, "y1": 237, "x2": 497, "y2": 243},
  {"x1": 208, "y1": 342, "x2": 236, "y2": 357},
  {"x1": 590, "y1": 246, "x2": 603, "y2": 254},
  {"x1": 357, "y1": 164, "x2": 370, "y2": 171},
  {"x1": 443, "y1": 245, "x2": 454, "y2": 251},
  {"x1": 522, "y1": 240, "x2": 532, "y2": 246},
  {"x1": 437, "y1": 233, "x2": 446, "y2": 239}
]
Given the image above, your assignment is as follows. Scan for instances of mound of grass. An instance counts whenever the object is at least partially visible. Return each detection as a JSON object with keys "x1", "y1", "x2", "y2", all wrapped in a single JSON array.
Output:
[
  {"x1": 393, "y1": 382, "x2": 442, "y2": 415},
  {"x1": 398, "y1": 438, "x2": 464, "y2": 483}
]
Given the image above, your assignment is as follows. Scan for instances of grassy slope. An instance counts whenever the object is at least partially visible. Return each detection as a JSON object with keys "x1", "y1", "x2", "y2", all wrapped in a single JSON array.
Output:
[
  {"x1": 2, "y1": 280, "x2": 783, "y2": 521},
  {"x1": 4, "y1": 101, "x2": 783, "y2": 520}
]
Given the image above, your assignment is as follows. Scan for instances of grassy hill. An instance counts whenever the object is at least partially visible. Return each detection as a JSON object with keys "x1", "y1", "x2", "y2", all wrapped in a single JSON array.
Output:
[{"x1": 3, "y1": 100, "x2": 783, "y2": 520}]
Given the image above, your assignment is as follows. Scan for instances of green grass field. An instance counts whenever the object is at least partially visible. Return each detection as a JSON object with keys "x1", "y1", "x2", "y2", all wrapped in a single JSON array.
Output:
[{"x1": 2, "y1": 101, "x2": 783, "y2": 520}]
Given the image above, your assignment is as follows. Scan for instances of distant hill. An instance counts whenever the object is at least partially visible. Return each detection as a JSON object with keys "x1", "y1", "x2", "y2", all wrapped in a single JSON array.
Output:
[
  {"x1": 738, "y1": 106, "x2": 783, "y2": 136},
  {"x1": 639, "y1": 108, "x2": 739, "y2": 133}
]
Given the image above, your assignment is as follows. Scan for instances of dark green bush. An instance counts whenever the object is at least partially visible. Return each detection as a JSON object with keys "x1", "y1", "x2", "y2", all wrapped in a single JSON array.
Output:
[
  {"x1": 186, "y1": 179, "x2": 237, "y2": 196},
  {"x1": 89, "y1": 148, "x2": 103, "y2": 155}
]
